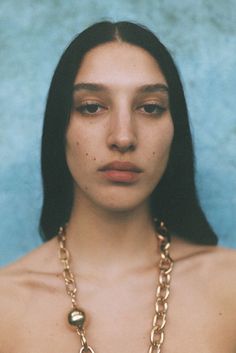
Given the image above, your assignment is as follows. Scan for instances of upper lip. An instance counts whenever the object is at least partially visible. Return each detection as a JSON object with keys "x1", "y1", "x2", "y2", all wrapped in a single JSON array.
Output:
[{"x1": 99, "y1": 161, "x2": 143, "y2": 173}]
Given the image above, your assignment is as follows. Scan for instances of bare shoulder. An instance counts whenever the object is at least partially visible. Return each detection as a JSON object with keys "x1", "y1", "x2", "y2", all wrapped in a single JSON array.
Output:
[
  {"x1": 205, "y1": 245, "x2": 236, "y2": 296},
  {"x1": 0, "y1": 236, "x2": 58, "y2": 277},
  {"x1": 173, "y1": 236, "x2": 236, "y2": 269},
  {"x1": 0, "y1": 238, "x2": 60, "y2": 349},
  {"x1": 0, "y1": 237, "x2": 60, "y2": 295},
  {"x1": 209, "y1": 244, "x2": 236, "y2": 268},
  {"x1": 201, "y1": 245, "x2": 236, "y2": 289},
  {"x1": 173, "y1": 237, "x2": 236, "y2": 308}
]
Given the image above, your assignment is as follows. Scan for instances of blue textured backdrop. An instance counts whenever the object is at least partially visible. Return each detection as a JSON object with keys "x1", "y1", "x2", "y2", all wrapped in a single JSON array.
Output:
[{"x1": 0, "y1": 0, "x2": 235, "y2": 266}]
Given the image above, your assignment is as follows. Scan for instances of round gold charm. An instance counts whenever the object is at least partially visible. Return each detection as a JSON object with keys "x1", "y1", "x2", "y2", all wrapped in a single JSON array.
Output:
[{"x1": 68, "y1": 308, "x2": 86, "y2": 329}]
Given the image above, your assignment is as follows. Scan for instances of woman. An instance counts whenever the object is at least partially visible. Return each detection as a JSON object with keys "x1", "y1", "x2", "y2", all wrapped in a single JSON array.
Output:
[{"x1": 0, "y1": 21, "x2": 235, "y2": 353}]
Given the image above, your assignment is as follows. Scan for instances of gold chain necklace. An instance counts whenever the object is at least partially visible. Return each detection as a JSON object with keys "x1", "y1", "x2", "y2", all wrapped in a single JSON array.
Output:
[{"x1": 58, "y1": 222, "x2": 173, "y2": 353}]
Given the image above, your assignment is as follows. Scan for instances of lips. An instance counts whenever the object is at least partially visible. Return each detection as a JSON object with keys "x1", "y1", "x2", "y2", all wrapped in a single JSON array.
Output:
[
  {"x1": 99, "y1": 161, "x2": 143, "y2": 173},
  {"x1": 99, "y1": 161, "x2": 143, "y2": 183}
]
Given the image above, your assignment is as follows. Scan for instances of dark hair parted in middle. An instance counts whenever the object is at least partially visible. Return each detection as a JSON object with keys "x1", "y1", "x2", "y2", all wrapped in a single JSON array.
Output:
[{"x1": 40, "y1": 21, "x2": 218, "y2": 245}]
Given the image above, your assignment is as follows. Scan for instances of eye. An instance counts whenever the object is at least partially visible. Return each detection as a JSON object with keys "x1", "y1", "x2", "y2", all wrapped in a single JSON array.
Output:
[
  {"x1": 138, "y1": 103, "x2": 166, "y2": 116},
  {"x1": 76, "y1": 103, "x2": 106, "y2": 115}
]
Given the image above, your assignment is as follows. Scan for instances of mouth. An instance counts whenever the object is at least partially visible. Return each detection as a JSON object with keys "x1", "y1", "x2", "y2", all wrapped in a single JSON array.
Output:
[{"x1": 98, "y1": 161, "x2": 143, "y2": 183}]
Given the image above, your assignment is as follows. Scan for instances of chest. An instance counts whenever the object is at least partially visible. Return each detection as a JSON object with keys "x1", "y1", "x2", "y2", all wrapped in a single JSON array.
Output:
[{"x1": 7, "y1": 279, "x2": 236, "y2": 353}]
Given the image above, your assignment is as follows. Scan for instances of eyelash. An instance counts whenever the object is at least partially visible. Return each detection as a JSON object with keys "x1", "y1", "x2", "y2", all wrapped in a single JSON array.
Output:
[
  {"x1": 138, "y1": 103, "x2": 166, "y2": 115},
  {"x1": 76, "y1": 103, "x2": 106, "y2": 115},
  {"x1": 75, "y1": 102, "x2": 166, "y2": 117}
]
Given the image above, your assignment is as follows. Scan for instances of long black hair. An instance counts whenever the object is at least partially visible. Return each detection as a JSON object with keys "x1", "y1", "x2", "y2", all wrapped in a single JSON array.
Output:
[{"x1": 40, "y1": 21, "x2": 218, "y2": 245}]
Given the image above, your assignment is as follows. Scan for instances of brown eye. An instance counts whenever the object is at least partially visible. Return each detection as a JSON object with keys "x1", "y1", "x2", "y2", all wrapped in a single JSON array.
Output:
[
  {"x1": 76, "y1": 103, "x2": 105, "y2": 115},
  {"x1": 141, "y1": 104, "x2": 166, "y2": 115}
]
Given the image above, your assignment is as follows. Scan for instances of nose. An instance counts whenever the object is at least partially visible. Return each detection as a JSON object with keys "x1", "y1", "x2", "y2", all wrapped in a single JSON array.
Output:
[{"x1": 106, "y1": 108, "x2": 138, "y2": 153}]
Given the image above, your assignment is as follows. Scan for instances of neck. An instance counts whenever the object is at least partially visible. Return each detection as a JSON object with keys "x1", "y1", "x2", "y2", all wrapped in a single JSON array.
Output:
[{"x1": 65, "y1": 197, "x2": 159, "y2": 277}]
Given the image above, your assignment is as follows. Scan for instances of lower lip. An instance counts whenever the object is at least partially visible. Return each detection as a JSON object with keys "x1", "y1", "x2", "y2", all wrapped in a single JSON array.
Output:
[{"x1": 101, "y1": 170, "x2": 141, "y2": 183}]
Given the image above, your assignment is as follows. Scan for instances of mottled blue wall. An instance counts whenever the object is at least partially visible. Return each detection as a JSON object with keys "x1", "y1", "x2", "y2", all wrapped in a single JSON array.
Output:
[{"x1": 0, "y1": 0, "x2": 235, "y2": 266}]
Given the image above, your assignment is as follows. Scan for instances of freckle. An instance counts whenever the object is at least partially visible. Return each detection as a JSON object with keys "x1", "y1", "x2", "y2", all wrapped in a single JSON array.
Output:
[
  {"x1": 152, "y1": 152, "x2": 156, "y2": 156},
  {"x1": 93, "y1": 157, "x2": 96, "y2": 161},
  {"x1": 85, "y1": 186, "x2": 88, "y2": 190},
  {"x1": 76, "y1": 142, "x2": 79, "y2": 146},
  {"x1": 218, "y1": 312, "x2": 223, "y2": 316},
  {"x1": 85, "y1": 153, "x2": 89, "y2": 156}
]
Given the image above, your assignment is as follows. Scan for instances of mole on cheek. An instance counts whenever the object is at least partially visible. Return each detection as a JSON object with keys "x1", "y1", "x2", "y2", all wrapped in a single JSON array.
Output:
[
  {"x1": 76, "y1": 141, "x2": 80, "y2": 146},
  {"x1": 85, "y1": 153, "x2": 89, "y2": 157},
  {"x1": 93, "y1": 157, "x2": 96, "y2": 161},
  {"x1": 152, "y1": 152, "x2": 156, "y2": 156}
]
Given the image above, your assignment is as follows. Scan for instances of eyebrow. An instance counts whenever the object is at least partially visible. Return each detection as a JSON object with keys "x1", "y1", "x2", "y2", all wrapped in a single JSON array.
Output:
[
  {"x1": 138, "y1": 84, "x2": 169, "y2": 94},
  {"x1": 73, "y1": 82, "x2": 169, "y2": 94},
  {"x1": 73, "y1": 83, "x2": 106, "y2": 92}
]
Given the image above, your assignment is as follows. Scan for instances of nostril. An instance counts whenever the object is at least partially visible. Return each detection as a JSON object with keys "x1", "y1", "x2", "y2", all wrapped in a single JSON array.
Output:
[
  {"x1": 111, "y1": 143, "x2": 135, "y2": 153},
  {"x1": 128, "y1": 144, "x2": 135, "y2": 152}
]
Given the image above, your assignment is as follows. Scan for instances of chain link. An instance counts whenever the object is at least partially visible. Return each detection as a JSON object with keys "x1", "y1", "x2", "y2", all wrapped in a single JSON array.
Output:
[
  {"x1": 148, "y1": 223, "x2": 174, "y2": 353},
  {"x1": 58, "y1": 223, "x2": 173, "y2": 353}
]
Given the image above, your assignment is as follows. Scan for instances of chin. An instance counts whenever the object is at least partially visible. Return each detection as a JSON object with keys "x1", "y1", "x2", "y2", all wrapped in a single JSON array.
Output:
[
  {"x1": 92, "y1": 191, "x2": 150, "y2": 214},
  {"x1": 75, "y1": 183, "x2": 152, "y2": 213}
]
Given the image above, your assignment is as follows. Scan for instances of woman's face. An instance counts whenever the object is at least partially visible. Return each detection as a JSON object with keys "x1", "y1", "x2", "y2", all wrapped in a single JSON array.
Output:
[{"x1": 65, "y1": 41, "x2": 174, "y2": 212}]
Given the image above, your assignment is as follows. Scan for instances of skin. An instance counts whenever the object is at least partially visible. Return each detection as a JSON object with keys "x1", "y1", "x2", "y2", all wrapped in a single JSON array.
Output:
[{"x1": 0, "y1": 42, "x2": 236, "y2": 353}]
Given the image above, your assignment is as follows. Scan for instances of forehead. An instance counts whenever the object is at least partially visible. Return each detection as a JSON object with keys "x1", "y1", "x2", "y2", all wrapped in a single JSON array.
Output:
[{"x1": 74, "y1": 41, "x2": 167, "y2": 87}]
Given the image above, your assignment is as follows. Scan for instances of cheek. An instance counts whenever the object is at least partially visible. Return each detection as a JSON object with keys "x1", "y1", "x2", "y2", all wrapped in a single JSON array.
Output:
[
  {"x1": 65, "y1": 127, "x2": 84, "y2": 172},
  {"x1": 149, "y1": 121, "x2": 174, "y2": 172},
  {"x1": 65, "y1": 129, "x2": 99, "y2": 176},
  {"x1": 152, "y1": 120, "x2": 173, "y2": 154}
]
